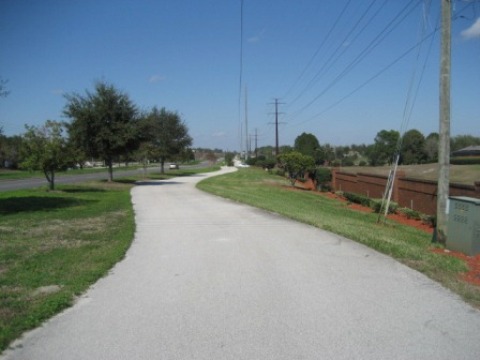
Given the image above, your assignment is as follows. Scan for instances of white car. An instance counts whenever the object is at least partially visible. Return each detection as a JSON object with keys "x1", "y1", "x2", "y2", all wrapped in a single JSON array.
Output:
[
  {"x1": 169, "y1": 163, "x2": 179, "y2": 169},
  {"x1": 235, "y1": 163, "x2": 250, "y2": 168}
]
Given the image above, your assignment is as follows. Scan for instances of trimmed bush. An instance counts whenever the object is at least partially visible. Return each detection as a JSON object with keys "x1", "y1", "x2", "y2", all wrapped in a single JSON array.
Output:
[
  {"x1": 398, "y1": 207, "x2": 421, "y2": 220},
  {"x1": 344, "y1": 192, "x2": 370, "y2": 207},
  {"x1": 370, "y1": 199, "x2": 398, "y2": 214}
]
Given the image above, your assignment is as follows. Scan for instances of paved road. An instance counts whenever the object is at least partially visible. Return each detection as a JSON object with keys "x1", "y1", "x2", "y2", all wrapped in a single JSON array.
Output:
[
  {"x1": 2, "y1": 167, "x2": 480, "y2": 359},
  {"x1": 0, "y1": 164, "x2": 205, "y2": 191}
]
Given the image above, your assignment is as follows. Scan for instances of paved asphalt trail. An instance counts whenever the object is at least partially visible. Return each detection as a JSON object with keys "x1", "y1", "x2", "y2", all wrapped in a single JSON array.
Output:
[{"x1": 3, "y1": 167, "x2": 480, "y2": 359}]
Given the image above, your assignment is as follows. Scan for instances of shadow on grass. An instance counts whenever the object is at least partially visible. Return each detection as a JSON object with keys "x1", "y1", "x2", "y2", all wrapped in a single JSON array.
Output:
[
  {"x1": 113, "y1": 179, "x2": 140, "y2": 184},
  {"x1": 134, "y1": 180, "x2": 182, "y2": 186},
  {"x1": 0, "y1": 196, "x2": 94, "y2": 215},
  {"x1": 60, "y1": 187, "x2": 107, "y2": 193}
]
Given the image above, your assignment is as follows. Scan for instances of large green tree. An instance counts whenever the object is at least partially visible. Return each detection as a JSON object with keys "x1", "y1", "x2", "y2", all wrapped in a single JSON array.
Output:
[
  {"x1": 20, "y1": 120, "x2": 72, "y2": 190},
  {"x1": 294, "y1": 132, "x2": 322, "y2": 164},
  {"x1": 64, "y1": 82, "x2": 138, "y2": 181},
  {"x1": 138, "y1": 107, "x2": 192, "y2": 173},
  {"x1": 424, "y1": 132, "x2": 439, "y2": 163},
  {"x1": 401, "y1": 129, "x2": 427, "y2": 165},
  {"x1": 368, "y1": 129, "x2": 400, "y2": 166},
  {"x1": 451, "y1": 134, "x2": 480, "y2": 152},
  {"x1": 0, "y1": 134, "x2": 23, "y2": 168}
]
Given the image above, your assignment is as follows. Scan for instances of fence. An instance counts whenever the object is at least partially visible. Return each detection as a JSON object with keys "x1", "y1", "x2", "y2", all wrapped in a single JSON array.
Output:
[{"x1": 331, "y1": 169, "x2": 480, "y2": 215}]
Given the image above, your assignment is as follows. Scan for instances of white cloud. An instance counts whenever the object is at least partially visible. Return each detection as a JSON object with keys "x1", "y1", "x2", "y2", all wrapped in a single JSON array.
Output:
[
  {"x1": 149, "y1": 74, "x2": 165, "y2": 83},
  {"x1": 247, "y1": 28, "x2": 266, "y2": 43},
  {"x1": 212, "y1": 131, "x2": 226, "y2": 138},
  {"x1": 461, "y1": 17, "x2": 480, "y2": 39}
]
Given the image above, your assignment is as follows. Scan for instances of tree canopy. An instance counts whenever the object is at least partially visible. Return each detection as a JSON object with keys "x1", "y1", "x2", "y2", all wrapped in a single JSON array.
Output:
[
  {"x1": 368, "y1": 129, "x2": 400, "y2": 166},
  {"x1": 294, "y1": 132, "x2": 321, "y2": 163},
  {"x1": 278, "y1": 151, "x2": 315, "y2": 186},
  {"x1": 64, "y1": 82, "x2": 138, "y2": 181},
  {"x1": 138, "y1": 107, "x2": 192, "y2": 173},
  {"x1": 401, "y1": 129, "x2": 427, "y2": 165},
  {"x1": 20, "y1": 120, "x2": 72, "y2": 190}
]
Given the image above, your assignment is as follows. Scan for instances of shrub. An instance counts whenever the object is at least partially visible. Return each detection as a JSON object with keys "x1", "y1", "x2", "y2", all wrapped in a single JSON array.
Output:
[
  {"x1": 315, "y1": 167, "x2": 332, "y2": 191},
  {"x1": 370, "y1": 199, "x2": 398, "y2": 214},
  {"x1": 224, "y1": 152, "x2": 234, "y2": 166},
  {"x1": 341, "y1": 158, "x2": 354, "y2": 166},
  {"x1": 275, "y1": 168, "x2": 285, "y2": 177},
  {"x1": 397, "y1": 207, "x2": 421, "y2": 220},
  {"x1": 245, "y1": 157, "x2": 257, "y2": 166},
  {"x1": 344, "y1": 192, "x2": 370, "y2": 207},
  {"x1": 257, "y1": 158, "x2": 276, "y2": 169},
  {"x1": 421, "y1": 214, "x2": 436, "y2": 227}
]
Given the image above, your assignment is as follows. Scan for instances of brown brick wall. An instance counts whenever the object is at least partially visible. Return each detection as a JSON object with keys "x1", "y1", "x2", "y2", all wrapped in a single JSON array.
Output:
[{"x1": 332, "y1": 169, "x2": 480, "y2": 216}]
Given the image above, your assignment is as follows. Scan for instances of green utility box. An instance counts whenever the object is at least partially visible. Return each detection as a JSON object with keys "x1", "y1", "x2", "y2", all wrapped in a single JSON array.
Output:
[{"x1": 446, "y1": 196, "x2": 480, "y2": 256}]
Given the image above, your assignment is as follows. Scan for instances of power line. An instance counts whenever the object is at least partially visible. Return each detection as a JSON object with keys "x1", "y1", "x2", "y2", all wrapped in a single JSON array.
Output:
[
  {"x1": 287, "y1": 0, "x2": 384, "y2": 110},
  {"x1": 290, "y1": 25, "x2": 439, "y2": 128},
  {"x1": 282, "y1": 0, "x2": 353, "y2": 101},
  {"x1": 287, "y1": 0, "x2": 423, "y2": 122}
]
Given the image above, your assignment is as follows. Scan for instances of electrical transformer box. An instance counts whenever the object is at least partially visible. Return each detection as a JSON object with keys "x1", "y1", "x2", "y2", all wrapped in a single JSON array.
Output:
[{"x1": 446, "y1": 196, "x2": 480, "y2": 256}]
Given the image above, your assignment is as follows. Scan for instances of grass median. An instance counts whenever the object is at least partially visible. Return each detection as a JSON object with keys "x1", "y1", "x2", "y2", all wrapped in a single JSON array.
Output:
[{"x1": 197, "y1": 167, "x2": 480, "y2": 309}]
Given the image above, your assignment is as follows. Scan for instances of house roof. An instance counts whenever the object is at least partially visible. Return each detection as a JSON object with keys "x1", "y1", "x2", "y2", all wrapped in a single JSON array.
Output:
[{"x1": 451, "y1": 145, "x2": 480, "y2": 157}]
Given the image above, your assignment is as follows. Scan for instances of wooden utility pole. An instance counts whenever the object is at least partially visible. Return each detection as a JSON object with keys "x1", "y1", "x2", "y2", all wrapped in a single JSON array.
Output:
[{"x1": 437, "y1": 0, "x2": 451, "y2": 244}]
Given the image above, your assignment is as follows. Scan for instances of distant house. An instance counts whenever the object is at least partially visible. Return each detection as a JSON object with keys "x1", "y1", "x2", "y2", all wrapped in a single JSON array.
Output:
[{"x1": 451, "y1": 145, "x2": 480, "y2": 157}]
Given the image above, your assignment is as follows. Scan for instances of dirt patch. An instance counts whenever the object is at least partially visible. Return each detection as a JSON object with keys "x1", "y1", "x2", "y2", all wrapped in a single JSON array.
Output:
[{"x1": 432, "y1": 249, "x2": 480, "y2": 287}]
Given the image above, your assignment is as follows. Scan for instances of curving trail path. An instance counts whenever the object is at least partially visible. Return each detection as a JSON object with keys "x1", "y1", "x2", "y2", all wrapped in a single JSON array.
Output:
[{"x1": 2, "y1": 167, "x2": 480, "y2": 359}]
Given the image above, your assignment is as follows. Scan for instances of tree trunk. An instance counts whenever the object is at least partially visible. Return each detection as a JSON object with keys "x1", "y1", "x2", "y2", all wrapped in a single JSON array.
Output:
[
  {"x1": 160, "y1": 158, "x2": 165, "y2": 174},
  {"x1": 44, "y1": 168, "x2": 55, "y2": 190},
  {"x1": 106, "y1": 158, "x2": 114, "y2": 182}
]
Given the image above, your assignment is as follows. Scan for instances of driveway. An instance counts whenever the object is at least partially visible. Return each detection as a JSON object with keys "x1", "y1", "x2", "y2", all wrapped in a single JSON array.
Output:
[{"x1": 2, "y1": 167, "x2": 480, "y2": 359}]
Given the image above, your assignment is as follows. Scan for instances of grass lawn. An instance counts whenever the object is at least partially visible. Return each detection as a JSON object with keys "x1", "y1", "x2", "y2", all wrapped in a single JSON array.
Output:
[
  {"x1": 0, "y1": 182, "x2": 135, "y2": 351},
  {"x1": 0, "y1": 165, "x2": 220, "y2": 352},
  {"x1": 197, "y1": 167, "x2": 480, "y2": 309}
]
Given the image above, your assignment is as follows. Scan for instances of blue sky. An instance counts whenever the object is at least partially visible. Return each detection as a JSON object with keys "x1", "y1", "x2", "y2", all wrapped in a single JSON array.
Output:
[{"x1": 1, "y1": 0, "x2": 479, "y2": 151}]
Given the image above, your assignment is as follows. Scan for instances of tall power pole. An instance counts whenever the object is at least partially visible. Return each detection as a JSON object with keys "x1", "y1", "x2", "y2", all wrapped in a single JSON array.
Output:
[
  {"x1": 269, "y1": 98, "x2": 284, "y2": 156},
  {"x1": 245, "y1": 87, "x2": 249, "y2": 159},
  {"x1": 250, "y1": 128, "x2": 259, "y2": 158},
  {"x1": 437, "y1": 0, "x2": 451, "y2": 244}
]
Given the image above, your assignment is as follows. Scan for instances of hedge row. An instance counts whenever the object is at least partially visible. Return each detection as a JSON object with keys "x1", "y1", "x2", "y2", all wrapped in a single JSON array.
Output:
[
  {"x1": 450, "y1": 156, "x2": 480, "y2": 165},
  {"x1": 340, "y1": 191, "x2": 436, "y2": 226}
]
